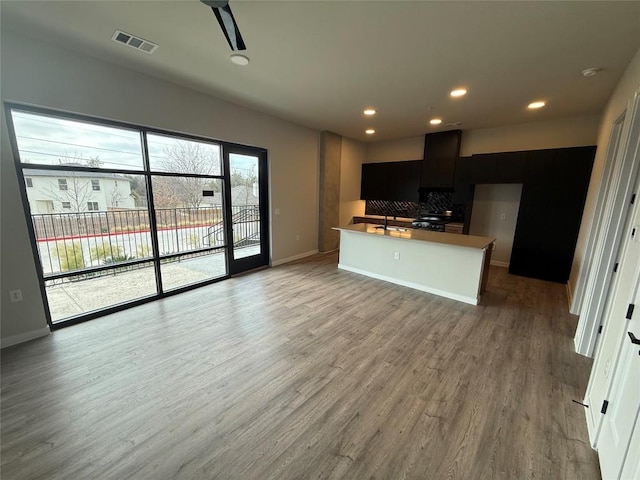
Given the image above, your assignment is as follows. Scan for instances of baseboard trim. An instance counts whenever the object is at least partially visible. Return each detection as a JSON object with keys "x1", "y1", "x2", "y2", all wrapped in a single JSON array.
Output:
[
  {"x1": 338, "y1": 263, "x2": 479, "y2": 305},
  {"x1": 490, "y1": 260, "x2": 509, "y2": 268},
  {"x1": 271, "y1": 250, "x2": 319, "y2": 267},
  {"x1": 1, "y1": 326, "x2": 51, "y2": 349},
  {"x1": 566, "y1": 282, "x2": 574, "y2": 313}
]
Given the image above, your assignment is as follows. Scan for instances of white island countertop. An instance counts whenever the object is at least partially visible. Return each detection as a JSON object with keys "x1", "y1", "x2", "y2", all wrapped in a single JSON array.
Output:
[
  {"x1": 333, "y1": 223, "x2": 496, "y2": 305},
  {"x1": 333, "y1": 223, "x2": 495, "y2": 250}
]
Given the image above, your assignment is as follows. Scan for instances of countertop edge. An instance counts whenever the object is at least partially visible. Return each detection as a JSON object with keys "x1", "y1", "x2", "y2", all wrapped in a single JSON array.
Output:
[{"x1": 334, "y1": 224, "x2": 495, "y2": 250}]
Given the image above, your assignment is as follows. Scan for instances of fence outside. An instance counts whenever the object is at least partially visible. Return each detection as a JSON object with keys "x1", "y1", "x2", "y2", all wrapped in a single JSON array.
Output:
[{"x1": 32, "y1": 206, "x2": 260, "y2": 276}]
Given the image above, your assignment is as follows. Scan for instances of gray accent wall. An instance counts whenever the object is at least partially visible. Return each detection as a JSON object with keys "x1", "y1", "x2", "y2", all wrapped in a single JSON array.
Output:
[{"x1": 319, "y1": 131, "x2": 342, "y2": 252}]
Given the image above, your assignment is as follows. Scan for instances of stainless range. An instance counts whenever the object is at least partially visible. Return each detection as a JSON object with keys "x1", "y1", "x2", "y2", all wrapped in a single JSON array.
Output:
[{"x1": 412, "y1": 213, "x2": 453, "y2": 232}]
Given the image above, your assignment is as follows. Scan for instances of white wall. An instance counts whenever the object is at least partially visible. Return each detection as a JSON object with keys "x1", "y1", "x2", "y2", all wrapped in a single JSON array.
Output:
[
  {"x1": 339, "y1": 137, "x2": 366, "y2": 225},
  {"x1": 25, "y1": 174, "x2": 134, "y2": 213},
  {"x1": 469, "y1": 184, "x2": 523, "y2": 266},
  {"x1": 365, "y1": 136, "x2": 425, "y2": 163},
  {"x1": 569, "y1": 47, "x2": 640, "y2": 299},
  {"x1": 0, "y1": 30, "x2": 319, "y2": 345},
  {"x1": 460, "y1": 116, "x2": 600, "y2": 156},
  {"x1": 365, "y1": 115, "x2": 600, "y2": 163}
]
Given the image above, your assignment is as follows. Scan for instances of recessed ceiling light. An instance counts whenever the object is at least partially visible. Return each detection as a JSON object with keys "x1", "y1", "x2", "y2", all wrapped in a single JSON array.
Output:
[
  {"x1": 527, "y1": 101, "x2": 546, "y2": 109},
  {"x1": 229, "y1": 54, "x2": 250, "y2": 66},
  {"x1": 365, "y1": 129, "x2": 375, "y2": 135},
  {"x1": 450, "y1": 89, "x2": 467, "y2": 97},
  {"x1": 430, "y1": 118, "x2": 443, "y2": 125},
  {"x1": 363, "y1": 108, "x2": 377, "y2": 116},
  {"x1": 582, "y1": 67, "x2": 601, "y2": 77}
]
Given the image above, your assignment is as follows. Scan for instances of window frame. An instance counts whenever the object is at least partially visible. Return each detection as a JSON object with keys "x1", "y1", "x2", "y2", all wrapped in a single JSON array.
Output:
[
  {"x1": 5, "y1": 101, "x2": 268, "y2": 330},
  {"x1": 91, "y1": 179, "x2": 101, "y2": 191},
  {"x1": 58, "y1": 179, "x2": 68, "y2": 191}
]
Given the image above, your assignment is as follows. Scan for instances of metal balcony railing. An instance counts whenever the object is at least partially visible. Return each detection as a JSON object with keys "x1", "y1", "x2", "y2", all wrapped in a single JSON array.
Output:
[{"x1": 31, "y1": 205, "x2": 260, "y2": 276}]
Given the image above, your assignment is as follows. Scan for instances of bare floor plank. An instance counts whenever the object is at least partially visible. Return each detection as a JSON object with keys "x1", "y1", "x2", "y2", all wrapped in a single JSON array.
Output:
[{"x1": 1, "y1": 252, "x2": 599, "y2": 479}]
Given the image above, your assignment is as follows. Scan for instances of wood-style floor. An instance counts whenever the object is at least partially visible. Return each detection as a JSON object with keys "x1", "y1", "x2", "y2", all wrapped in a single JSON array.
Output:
[{"x1": 1, "y1": 252, "x2": 600, "y2": 480}]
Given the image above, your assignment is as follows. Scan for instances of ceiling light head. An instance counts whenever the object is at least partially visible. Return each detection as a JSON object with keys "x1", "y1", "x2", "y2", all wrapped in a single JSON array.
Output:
[
  {"x1": 430, "y1": 118, "x2": 443, "y2": 125},
  {"x1": 363, "y1": 108, "x2": 377, "y2": 116},
  {"x1": 229, "y1": 54, "x2": 250, "y2": 66},
  {"x1": 527, "y1": 101, "x2": 546, "y2": 110},
  {"x1": 582, "y1": 67, "x2": 601, "y2": 77},
  {"x1": 365, "y1": 129, "x2": 375, "y2": 135},
  {"x1": 450, "y1": 88, "x2": 467, "y2": 98}
]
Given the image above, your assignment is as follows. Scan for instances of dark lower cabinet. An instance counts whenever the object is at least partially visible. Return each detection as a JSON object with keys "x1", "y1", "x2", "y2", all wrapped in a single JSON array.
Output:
[{"x1": 508, "y1": 146, "x2": 596, "y2": 283}]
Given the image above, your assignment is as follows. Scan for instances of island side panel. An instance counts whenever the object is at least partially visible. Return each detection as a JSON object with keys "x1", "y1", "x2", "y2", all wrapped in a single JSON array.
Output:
[
  {"x1": 480, "y1": 243, "x2": 494, "y2": 294},
  {"x1": 337, "y1": 230, "x2": 485, "y2": 304}
]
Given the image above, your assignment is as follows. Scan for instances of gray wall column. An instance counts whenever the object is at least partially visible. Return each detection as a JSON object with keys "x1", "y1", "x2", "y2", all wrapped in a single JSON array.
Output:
[{"x1": 319, "y1": 131, "x2": 342, "y2": 252}]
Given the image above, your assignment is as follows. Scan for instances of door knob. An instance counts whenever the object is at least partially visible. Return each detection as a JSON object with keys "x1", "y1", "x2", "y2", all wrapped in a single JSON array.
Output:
[{"x1": 628, "y1": 332, "x2": 640, "y2": 345}]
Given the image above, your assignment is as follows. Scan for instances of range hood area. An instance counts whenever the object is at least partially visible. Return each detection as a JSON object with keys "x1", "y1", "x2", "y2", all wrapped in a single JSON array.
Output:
[
  {"x1": 419, "y1": 129, "x2": 462, "y2": 193},
  {"x1": 359, "y1": 129, "x2": 463, "y2": 204}
]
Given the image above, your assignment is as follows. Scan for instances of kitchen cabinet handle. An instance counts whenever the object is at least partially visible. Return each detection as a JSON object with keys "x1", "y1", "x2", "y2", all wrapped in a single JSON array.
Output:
[{"x1": 628, "y1": 332, "x2": 640, "y2": 345}]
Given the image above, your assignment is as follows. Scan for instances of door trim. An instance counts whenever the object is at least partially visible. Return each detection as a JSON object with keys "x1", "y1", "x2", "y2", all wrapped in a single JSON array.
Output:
[{"x1": 223, "y1": 144, "x2": 270, "y2": 276}]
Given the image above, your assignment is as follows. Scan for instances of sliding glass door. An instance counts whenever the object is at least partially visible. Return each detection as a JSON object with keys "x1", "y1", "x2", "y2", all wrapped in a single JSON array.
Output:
[{"x1": 7, "y1": 104, "x2": 269, "y2": 327}]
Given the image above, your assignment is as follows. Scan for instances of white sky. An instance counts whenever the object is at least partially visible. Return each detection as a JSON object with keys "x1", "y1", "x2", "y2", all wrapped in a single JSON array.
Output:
[{"x1": 10, "y1": 110, "x2": 256, "y2": 176}]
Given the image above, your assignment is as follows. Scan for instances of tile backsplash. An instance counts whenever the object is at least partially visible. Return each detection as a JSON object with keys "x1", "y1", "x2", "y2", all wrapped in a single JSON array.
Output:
[
  {"x1": 365, "y1": 200, "x2": 419, "y2": 218},
  {"x1": 365, "y1": 192, "x2": 464, "y2": 220}
]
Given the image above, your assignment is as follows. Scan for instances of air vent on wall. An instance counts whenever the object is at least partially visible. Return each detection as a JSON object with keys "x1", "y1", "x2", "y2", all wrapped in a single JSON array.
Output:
[{"x1": 111, "y1": 30, "x2": 158, "y2": 54}]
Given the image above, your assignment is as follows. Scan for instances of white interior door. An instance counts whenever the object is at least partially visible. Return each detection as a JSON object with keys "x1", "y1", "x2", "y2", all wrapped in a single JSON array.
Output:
[
  {"x1": 584, "y1": 172, "x2": 640, "y2": 444},
  {"x1": 620, "y1": 411, "x2": 640, "y2": 480},
  {"x1": 574, "y1": 90, "x2": 640, "y2": 357},
  {"x1": 596, "y1": 245, "x2": 640, "y2": 479}
]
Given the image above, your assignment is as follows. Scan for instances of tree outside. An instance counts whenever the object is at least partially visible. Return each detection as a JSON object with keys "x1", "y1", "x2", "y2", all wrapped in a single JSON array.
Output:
[{"x1": 152, "y1": 141, "x2": 221, "y2": 209}]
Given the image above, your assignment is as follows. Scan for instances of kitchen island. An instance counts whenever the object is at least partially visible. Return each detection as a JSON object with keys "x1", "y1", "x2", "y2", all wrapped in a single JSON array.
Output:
[{"x1": 333, "y1": 223, "x2": 495, "y2": 305}]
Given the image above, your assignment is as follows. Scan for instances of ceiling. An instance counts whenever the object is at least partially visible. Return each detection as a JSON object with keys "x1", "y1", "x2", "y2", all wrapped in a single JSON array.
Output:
[{"x1": 1, "y1": 1, "x2": 639, "y2": 142}]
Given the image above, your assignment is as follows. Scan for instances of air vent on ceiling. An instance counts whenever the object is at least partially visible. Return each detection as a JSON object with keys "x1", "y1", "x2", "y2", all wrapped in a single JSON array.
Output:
[
  {"x1": 444, "y1": 122, "x2": 463, "y2": 127},
  {"x1": 111, "y1": 30, "x2": 158, "y2": 54}
]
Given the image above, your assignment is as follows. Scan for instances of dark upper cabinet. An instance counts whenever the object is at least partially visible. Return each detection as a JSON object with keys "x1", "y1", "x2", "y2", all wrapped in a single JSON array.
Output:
[
  {"x1": 360, "y1": 160, "x2": 421, "y2": 201},
  {"x1": 388, "y1": 160, "x2": 421, "y2": 201},
  {"x1": 421, "y1": 130, "x2": 462, "y2": 188},
  {"x1": 468, "y1": 151, "x2": 526, "y2": 184},
  {"x1": 452, "y1": 156, "x2": 473, "y2": 203},
  {"x1": 360, "y1": 163, "x2": 388, "y2": 200}
]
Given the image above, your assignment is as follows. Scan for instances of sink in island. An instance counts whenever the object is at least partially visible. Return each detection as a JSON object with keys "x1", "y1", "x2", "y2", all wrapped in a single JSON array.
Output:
[{"x1": 333, "y1": 223, "x2": 495, "y2": 305}]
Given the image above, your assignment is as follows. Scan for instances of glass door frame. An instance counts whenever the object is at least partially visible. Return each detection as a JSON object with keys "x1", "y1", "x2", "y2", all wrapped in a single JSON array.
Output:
[{"x1": 222, "y1": 144, "x2": 270, "y2": 275}]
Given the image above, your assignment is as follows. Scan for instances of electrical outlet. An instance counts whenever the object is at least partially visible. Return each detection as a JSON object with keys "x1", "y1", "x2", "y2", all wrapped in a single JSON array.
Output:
[
  {"x1": 394, "y1": 252, "x2": 400, "y2": 260},
  {"x1": 274, "y1": 208, "x2": 280, "y2": 215},
  {"x1": 9, "y1": 289, "x2": 23, "y2": 302},
  {"x1": 500, "y1": 213, "x2": 506, "y2": 220},
  {"x1": 296, "y1": 234, "x2": 300, "y2": 241}
]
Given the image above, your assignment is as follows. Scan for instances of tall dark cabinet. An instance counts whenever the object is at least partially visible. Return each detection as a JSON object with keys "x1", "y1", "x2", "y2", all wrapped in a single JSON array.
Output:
[
  {"x1": 509, "y1": 146, "x2": 595, "y2": 283},
  {"x1": 453, "y1": 145, "x2": 595, "y2": 283}
]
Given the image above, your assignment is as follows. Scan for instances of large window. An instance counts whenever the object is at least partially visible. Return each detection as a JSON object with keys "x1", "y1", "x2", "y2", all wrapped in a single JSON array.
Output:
[{"x1": 9, "y1": 106, "x2": 268, "y2": 327}]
